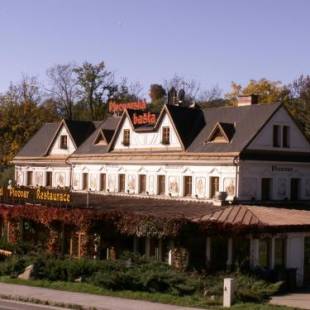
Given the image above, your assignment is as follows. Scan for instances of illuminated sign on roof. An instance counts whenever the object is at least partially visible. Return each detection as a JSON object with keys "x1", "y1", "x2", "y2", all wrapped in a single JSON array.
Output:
[
  {"x1": 133, "y1": 112, "x2": 157, "y2": 125},
  {"x1": 109, "y1": 101, "x2": 147, "y2": 113}
]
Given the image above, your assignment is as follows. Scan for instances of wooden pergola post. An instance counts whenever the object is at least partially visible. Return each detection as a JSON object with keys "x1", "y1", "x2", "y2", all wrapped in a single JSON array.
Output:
[
  {"x1": 206, "y1": 236, "x2": 211, "y2": 267},
  {"x1": 270, "y1": 237, "x2": 276, "y2": 269},
  {"x1": 133, "y1": 236, "x2": 138, "y2": 253}
]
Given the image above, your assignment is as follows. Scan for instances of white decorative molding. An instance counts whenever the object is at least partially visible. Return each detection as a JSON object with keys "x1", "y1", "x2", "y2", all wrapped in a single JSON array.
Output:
[
  {"x1": 182, "y1": 167, "x2": 193, "y2": 175},
  {"x1": 209, "y1": 167, "x2": 221, "y2": 175},
  {"x1": 117, "y1": 167, "x2": 126, "y2": 173},
  {"x1": 156, "y1": 167, "x2": 166, "y2": 174},
  {"x1": 99, "y1": 166, "x2": 106, "y2": 172},
  {"x1": 137, "y1": 166, "x2": 147, "y2": 173}
]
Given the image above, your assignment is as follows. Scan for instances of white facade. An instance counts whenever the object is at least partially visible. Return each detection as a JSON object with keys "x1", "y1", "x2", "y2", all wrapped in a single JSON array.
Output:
[
  {"x1": 49, "y1": 125, "x2": 76, "y2": 156},
  {"x1": 113, "y1": 113, "x2": 183, "y2": 151},
  {"x1": 14, "y1": 106, "x2": 310, "y2": 201},
  {"x1": 15, "y1": 165, "x2": 71, "y2": 188},
  {"x1": 69, "y1": 163, "x2": 236, "y2": 199},
  {"x1": 239, "y1": 161, "x2": 310, "y2": 201},
  {"x1": 16, "y1": 158, "x2": 310, "y2": 202},
  {"x1": 248, "y1": 108, "x2": 310, "y2": 152}
]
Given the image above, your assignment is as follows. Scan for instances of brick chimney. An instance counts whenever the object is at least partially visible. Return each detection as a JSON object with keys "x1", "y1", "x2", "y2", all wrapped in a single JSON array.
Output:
[{"x1": 237, "y1": 95, "x2": 258, "y2": 107}]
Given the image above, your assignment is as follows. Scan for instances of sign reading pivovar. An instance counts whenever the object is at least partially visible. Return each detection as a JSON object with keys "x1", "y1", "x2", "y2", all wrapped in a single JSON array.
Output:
[
  {"x1": 109, "y1": 101, "x2": 147, "y2": 113},
  {"x1": 133, "y1": 112, "x2": 157, "y2": 125},
  {"x1": 272, "y1": 165, "x2": 293, "y2": 172}
]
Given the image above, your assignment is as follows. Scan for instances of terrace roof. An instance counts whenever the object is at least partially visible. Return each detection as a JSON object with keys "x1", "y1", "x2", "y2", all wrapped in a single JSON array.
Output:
[{"x1": 2, "y1": 192, "x2": 310, "y2": 237}]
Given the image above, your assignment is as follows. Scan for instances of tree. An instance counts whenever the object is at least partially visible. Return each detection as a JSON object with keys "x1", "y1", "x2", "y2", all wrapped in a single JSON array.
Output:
[
  {"x1": 0, "y1": 76, "x2": 58, "y2": 165},
  {"x1": 163, "y1": 75, "x2": 200, "y2": 101},
  {"x1": 199, "y1": 85, "x2": 222, "y2": 103},
  {"x1": 46, "y1": 64, "x2": 78, "y2": 120},
  {"x1": 74, "y1": 61, "x2": 114, "y2": 120},
  {"x1": 286, "y1": 75, "x2": 310, "y2": 138},
  {"x1": 109, "y1": 78, "x2": 142, "y2": 103},
  {"x1": 198, "y1": 85, "x2": 229, "y2": 109},
  {"x1": 226, "y1": 79, "x2": 288, "y2": 105},
  {"x1": 149, "y1": 84, "x2": 166, "y2": 102},
  {"x1": 148, "y1": 84, "x2": 166, "y2": 113}
]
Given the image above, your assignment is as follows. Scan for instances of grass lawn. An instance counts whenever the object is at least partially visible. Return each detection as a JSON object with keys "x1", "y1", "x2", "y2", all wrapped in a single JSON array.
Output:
[
  {"x1": 0, "y1": 276, "x2": 293, "y2": 310},
  {"x1": 229, "y1": 304, "x2": 294, "y2": 310}
]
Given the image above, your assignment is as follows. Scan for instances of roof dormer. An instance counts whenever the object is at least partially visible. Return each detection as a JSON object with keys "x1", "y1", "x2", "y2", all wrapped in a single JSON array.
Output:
[
  {"x1": 207, "y1": 122, "x2": 235, "y2": 144},
  {"x1": 93, "y1": 129, "x2": 114, "y2": 146}
]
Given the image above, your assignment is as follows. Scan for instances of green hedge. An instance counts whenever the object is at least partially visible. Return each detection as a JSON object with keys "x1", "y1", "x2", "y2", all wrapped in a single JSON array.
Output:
[
  {"x1": 0, "y1": 253, "x2": 282, "y2": 302},
  {"x1": 30, "y1": 255, "x2": 202, "y2": 296}
]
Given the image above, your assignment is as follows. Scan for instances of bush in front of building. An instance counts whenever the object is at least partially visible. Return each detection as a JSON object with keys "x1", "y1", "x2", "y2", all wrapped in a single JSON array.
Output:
[
  {"x1": 29, "y1": 254, "x2": 202, "y2": 296},
  {"x1": 90, "y1": 260, "x2": 201, "y2": 295},
  {"x1": 0, "y1": 166, "x2": 14, "y2": 187},
  {"x1": 0, "y1": 253, "x2": 282, "y2": 303},
  {"x1": 0, "y1": 256, "x2": 31, "y2": 277},
  {"x1": 202, "y1": 272, "x2": 282, "y2": 303}
]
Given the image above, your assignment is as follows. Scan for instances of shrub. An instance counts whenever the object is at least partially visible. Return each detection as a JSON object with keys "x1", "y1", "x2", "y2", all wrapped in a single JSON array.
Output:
[
  {"x1": 90, "y1": 259, "x2": 202, "y2": 296},
  {"x1": 0, "y1": 256, "x2": 29, "y2": 277},
  {"x1": 201, "y1": 272, "x2": 282, "y2": 303},
  {"x1": 0, "y1": 253, "x2": 282, "y2": 303},
  {"x1": 0, "y1": 166, "x2": 14, "y2": 187},
  {"x1": 235, "y1": 273, "x2": 282, "y2": 302}
]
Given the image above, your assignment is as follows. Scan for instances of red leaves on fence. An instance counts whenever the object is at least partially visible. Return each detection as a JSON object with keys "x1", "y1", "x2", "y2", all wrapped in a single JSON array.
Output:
[{"x1": 0, "y1": 204, "x2": 189, "y2": 237}]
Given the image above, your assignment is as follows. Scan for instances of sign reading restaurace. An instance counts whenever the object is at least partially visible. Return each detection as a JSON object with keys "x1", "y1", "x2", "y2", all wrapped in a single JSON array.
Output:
[
  {"x1": 109, "y1": 101, "x2": 147, "y2": 113},
  {"x1": 0, "y1": 186, "x2": 71, "y2": 205}
]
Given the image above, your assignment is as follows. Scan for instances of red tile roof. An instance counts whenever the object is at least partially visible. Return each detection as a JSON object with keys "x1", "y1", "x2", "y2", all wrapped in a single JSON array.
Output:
[{"x1": 198, "y1": 205, "x2": 310, "y2": 228}]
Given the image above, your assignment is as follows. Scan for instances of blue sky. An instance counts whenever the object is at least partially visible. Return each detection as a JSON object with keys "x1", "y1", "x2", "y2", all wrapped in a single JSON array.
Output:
[{"x1": 0, "y1": 0, "x2": 309, "y2": 96}]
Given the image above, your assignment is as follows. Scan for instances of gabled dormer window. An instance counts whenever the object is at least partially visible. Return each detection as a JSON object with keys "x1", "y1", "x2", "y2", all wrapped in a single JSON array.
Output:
[
  {"x1": 162, "y1": 127, "x2": 170, "y2": 145},
  {"x1": 207, "y1": 123, "x2": 234, "y2": 144},
  {"x1": 94, "y1": 131, "x2": 107, "y2": 146},
  {"x1": 60, "y1": 135, "x2": 68, "y2": 149},
  {"x1": 123, "y1": 129, "x2": 130, "y2": 146},
  {"x1": 209, "y1": 127, "x2": 227, "y2": 143}
]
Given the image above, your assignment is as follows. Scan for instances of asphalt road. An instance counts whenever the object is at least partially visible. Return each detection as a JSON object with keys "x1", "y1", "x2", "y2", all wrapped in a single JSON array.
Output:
[{"x1": 0, "y1": 299, "x2": 63, "y2": 310}]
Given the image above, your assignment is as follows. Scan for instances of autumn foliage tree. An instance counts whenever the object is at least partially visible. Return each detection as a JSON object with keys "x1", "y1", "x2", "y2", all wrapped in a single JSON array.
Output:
[
  {"x1": 0, "y1": 76, "x2": 58, "y2": 166},
  {"x1": 225, "y1": 79, "x2": 289, "y2": 105},
  {"x1": 74, "y1": 61, "x2": 114, "y2": 121},
  {"x1": 286, "y1": 75, "x2": 310, "y2": 138},
  {"x1": 148, "y1": 84, "x2": 166, "y2": 112}
]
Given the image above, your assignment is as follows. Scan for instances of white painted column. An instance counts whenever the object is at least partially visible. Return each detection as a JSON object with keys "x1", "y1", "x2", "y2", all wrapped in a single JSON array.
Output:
[
  {"x1": 43, "y1": 171, "x2": 47, "y2": 187},
  {"x1": 286, "y1": 234, "x2": 305, "y2": 287},
  {"x1": 250, "y1": 237, "x2": 260, "y2": 267},
  {"x1": 168, "y1": 239, "x2": 174, "y2": 265}
]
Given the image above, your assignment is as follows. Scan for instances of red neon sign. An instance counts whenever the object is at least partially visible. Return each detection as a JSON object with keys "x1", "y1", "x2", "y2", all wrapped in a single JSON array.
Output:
[
  {"x1": 109, "y1": 101, "x2": 146, "y2": 113},
  {"x1": 133, "y1": 112, "x2": 157, "y2": 125}
]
